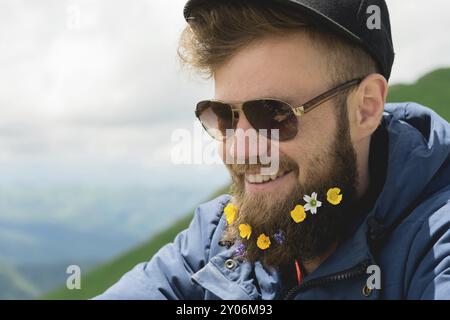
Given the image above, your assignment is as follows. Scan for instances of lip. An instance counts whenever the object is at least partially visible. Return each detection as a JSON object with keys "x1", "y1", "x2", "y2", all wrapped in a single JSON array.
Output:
[{"x1": 245, "y1": 170, "x2": 294, "y2": 193}]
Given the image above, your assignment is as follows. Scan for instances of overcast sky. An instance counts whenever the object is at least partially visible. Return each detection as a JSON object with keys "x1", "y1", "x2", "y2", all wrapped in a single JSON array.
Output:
[{"x1": 0, "y1": 0, "x2": 449, "y2": 186}]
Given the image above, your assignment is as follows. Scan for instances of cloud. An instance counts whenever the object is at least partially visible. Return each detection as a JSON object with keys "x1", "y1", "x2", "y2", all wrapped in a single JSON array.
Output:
[
  {"x1": 0, "y1": 0, "x2": 212, "y2": 165},
  {"x1": 388, "y1": 0, "x2": 450, "y2": 83}
]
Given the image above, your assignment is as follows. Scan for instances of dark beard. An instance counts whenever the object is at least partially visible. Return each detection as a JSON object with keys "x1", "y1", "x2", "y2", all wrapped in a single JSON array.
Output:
[{"x1": 221, "y1": 107, "x2": 359, "y2": 270}]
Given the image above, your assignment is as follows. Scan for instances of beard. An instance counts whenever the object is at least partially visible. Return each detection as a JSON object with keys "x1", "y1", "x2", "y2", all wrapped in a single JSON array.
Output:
[{"x1": 221, "y1": 107, "x2": 359, "y2": 270}]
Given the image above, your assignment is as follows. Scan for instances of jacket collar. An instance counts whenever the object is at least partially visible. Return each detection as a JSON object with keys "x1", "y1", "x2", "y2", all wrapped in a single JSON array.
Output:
[{"x1": 192, "y1": 242, "x2": 282, "y2": 300}]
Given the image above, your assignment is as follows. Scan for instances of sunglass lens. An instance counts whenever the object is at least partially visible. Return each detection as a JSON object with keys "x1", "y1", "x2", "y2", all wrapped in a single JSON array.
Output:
[
  {"x1": 195, "y1": 101, "x2": 234, "y2": 141},
  {"x1": 243, "y1": 99, "x2": 298, "y2": 141}
]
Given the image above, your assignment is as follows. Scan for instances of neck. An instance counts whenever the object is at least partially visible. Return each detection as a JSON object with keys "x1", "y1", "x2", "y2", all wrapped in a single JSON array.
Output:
[
  {"x1": 355, "y1": 135, "x2": 372, "y2": 199},
  {"x1": 302, "y1": 241, "x2": 338, "y2": 275}
]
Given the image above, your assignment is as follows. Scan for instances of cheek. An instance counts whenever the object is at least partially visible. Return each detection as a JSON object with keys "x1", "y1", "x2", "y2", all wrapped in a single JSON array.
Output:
[
  {"x1": 282, "y1": 125, "x2": 327, "y2": 183},
  {"x1": 297, "y1": 112, "x2": 337, "y2": 155},
  {"x1": 279, "y1": 140, "x2": 305, "y2": 174}
]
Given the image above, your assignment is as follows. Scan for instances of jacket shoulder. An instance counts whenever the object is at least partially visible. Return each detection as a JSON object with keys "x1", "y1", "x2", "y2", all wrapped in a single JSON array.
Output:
[{"x1": 384, "y1": 102, "x2": 450, "y2": 142}]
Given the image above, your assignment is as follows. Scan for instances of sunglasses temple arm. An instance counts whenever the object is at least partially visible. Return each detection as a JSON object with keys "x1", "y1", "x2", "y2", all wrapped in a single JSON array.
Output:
[{"x1": 297, "y1": 78, "x2": 362, "y2": 115}]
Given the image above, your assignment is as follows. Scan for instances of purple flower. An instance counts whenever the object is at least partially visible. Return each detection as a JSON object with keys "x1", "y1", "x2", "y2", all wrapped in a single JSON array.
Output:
[
  {"x1": 274, "y1": 230, "x2": 284, "y2": 245},
  {"x1": 234, "y1": 242, "x2": 246, "y2": 258}
]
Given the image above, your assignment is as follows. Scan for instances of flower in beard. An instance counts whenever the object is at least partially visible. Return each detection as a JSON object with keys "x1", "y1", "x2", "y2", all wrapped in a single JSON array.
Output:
[
  {"x1": 224, "y1": 203, "x2": 238, "y2": 225},
  {"x1": 290, "y1": 204, "x2": 306, "y2": 223},
  {"x1": 303, "y1": 192, "x2": 322, "y2": 214},
  {"x1": 256, "y1": 234, "x2": 271, "y2": 250},
  {"x1": 327, "y1": 187, "x2": 343, "y2": 205},
  {"x1": 274, "y1": 230, "x2": 284, "y2": 245},
  {"x1": 239, "y1": 223, "x2": 252, "y2": 240},
  {"x1": 234, "y1": 242, "x2": 246, "y2": 258}
]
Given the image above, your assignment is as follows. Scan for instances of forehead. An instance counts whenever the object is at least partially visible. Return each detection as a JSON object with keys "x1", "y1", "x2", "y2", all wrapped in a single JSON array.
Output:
[{"x1": 213, "y1": 32, "x2": 328, "y2": 103}]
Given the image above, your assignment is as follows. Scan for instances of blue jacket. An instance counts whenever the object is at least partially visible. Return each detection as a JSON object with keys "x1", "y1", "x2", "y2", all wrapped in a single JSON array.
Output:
[{"x1": 95, "y1": 103, "x2": 450, "y2": 300}]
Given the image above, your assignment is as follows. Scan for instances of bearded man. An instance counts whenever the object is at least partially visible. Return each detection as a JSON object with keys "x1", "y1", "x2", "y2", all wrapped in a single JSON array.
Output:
[{"x1": 96, "y1": 0, "x2": 450, "y2": 300}]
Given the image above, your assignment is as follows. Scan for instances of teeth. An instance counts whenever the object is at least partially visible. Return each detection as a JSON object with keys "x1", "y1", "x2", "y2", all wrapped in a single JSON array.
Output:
[{"x1": 246, "y1": 170, "x2": 289, "y2": 184}]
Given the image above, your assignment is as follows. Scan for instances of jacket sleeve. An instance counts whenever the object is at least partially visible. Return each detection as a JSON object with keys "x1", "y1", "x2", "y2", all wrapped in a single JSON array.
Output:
[
  {"x1": 93, "y1": 195, "x2": 229, "y2": 300},
  {"x1": 406, "y1": 202, "x2": 450, "y2": 300}
]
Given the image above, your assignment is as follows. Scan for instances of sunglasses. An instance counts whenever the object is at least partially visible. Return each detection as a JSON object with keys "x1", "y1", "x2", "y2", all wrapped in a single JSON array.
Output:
[{"x1": 195, "y1": 78, "x2": 362, "y2": 142}]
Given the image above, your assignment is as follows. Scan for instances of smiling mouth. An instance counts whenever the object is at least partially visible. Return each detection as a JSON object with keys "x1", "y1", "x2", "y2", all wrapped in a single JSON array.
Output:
[{"x1": 245, "y1": 170, "x2": 293, "y2": 184}]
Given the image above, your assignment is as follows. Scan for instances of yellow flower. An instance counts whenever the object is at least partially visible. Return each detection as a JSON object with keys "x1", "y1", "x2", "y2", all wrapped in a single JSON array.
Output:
[
  {"x1": 239, "y1": 224, "x2": 252, "y2": 240},
  {"x1": 256, "y1": 234, "x2": 271, "y2": 250},
  {"x1": 327, "y1": 187, "x2": 343, "y2": 205},
  {"x1": 290, "y1": 205, "x2": 306, "y2": 223},
  {"x1": 224, "y1": 203, "x2": 238, "y2": 225}
]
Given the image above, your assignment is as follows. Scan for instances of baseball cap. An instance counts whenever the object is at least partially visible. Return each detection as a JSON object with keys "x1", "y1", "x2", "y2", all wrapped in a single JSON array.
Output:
[{"x1": 183, "y1": 0, "x2": 395, "y2": 80}]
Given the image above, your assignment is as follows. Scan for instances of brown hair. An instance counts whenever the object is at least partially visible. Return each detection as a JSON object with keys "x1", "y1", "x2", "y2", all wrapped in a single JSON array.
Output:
[{"x1": 178, "y1": 0, "x2": 378, "y2": 85}]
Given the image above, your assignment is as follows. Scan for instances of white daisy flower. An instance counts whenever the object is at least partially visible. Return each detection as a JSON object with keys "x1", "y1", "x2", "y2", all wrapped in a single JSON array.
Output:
[{"x1": 303, "y1": 192, "x2": 322, "y2": 214}]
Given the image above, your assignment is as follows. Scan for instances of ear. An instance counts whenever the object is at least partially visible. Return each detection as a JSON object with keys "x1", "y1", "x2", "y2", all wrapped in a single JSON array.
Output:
[{"x1": 349, "y1": 73, "x2": 388, "y2": 143}]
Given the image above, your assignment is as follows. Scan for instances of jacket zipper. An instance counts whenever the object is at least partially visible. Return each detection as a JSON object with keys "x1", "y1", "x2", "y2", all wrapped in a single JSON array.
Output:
[{"x1": 283, "y1": 260, "x2": 370, "y2": 300}]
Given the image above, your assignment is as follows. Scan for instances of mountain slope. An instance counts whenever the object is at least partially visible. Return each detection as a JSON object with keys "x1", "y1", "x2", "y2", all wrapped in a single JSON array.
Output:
[
  {"x1": 0, "y1": 262, "x2": 40, "y2": 299},
  {"x1": 41, "y1": 187, "x2": 229, "y2": 299}
]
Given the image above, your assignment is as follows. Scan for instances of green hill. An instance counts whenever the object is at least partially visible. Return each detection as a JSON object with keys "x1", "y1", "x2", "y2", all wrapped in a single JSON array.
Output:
[
  {"x1": 41, "y1": 67, "x2": 450, "y2": 299},
  {"x1": 387, "y1": 68, "x2": 450, "y2": 120}
]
